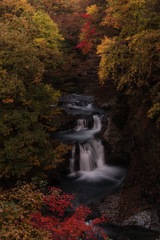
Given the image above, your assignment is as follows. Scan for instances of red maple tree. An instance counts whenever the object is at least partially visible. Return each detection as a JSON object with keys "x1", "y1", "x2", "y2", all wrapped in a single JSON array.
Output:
[
  {"x1": 75, "y1": 13, "x2": 96, "y2": 54},
  {"x1": 31, "y1": 187, "x2": 108, "y2": 240}
]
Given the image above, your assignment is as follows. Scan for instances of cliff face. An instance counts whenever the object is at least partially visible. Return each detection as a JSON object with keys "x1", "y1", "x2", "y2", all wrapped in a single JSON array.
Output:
[
  {"x1": 120, "y1": 107, "x2": 160, "y2": 224},
  {"x1": 81, "y1": 54, "x2": 160, "y2": 229}
]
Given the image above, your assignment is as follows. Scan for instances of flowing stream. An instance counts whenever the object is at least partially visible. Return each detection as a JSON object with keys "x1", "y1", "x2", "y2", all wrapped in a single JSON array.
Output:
[
  {"x1": 53, "y1": 94, "x2": 126, "y2": 203},
  {"x1": 53, "y1": 94, "x2": 160, "y2": 240}
]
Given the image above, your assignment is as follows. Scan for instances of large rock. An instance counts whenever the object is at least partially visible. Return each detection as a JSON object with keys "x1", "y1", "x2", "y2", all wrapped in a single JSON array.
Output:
[{"x1": 122, "y1": 210, "x2": 160, "y2": 231}]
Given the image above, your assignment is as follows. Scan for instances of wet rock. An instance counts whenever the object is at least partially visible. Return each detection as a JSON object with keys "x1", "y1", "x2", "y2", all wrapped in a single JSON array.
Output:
[{"x1": 122, "y1": 210, "x2": 160, "y2": 231}]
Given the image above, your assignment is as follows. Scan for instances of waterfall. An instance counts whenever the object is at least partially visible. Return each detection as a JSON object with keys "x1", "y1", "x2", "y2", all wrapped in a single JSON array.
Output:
[
  {"x1": 54, "y1": 94, "x2": 126, "y2": 200},
  {"x1": 70, "y1": 139, "x2": 105, "y2": 173},
  {"x1": 75, "y1": 119, "x2": 87, "y2": 131},
  {"x1": 70, "y1": 145, "x2": 75, "y2": 173},
  {"x1": 70, "y1": 114, "x2": 105, "y2": 173},
  {"x1": 74, "y1": 115, "x2": 101, "y2": 132},
  {"x1": 89, "y1": 139, "x2": 105, "y2": 168},
  {"x1": 93, "y1": 115, "x2": 102, "y2": 131},
  {"x1": 79, "y1": 143, "x2": 96, "y2": 171}
]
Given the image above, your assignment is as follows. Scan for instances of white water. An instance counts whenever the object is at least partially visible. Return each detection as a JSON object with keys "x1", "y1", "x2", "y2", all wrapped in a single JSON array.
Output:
[
  {"x1": 92, "y1": 115, "x2": 101, "y2": 130},
  {"x1": 79, "y1": 139, "x2": 105, "y2": 171},
  {"x1": 79, "y1": 140, "x2": 104, "y2": 171},
  {"x1": 67, "y1": 103, "x2": 93, "y2": 110},
  {"x1": 54, "y1": 95, "x2": 126, "y2": 185},
  {"x1": 70, "y1": 115, "x2": 105, "y2": 173},
  {"x1": 74, "y1": 115, "x2": 101, "y2": 132},
  {"x1": 69, "y1": 137, "x2": 125, "y2": 182},
  {"x1": 75, "y1": 119, "x2": 87, "y2": 131},
  {"x1": 74, "y1": 166, "x2": 125, "y2": 182},
  {"x1": 59, "y1": 115, "x2": 102, "y2": 142},
  {"x1": 69, "y1": 114, "x2": 126, "y2": 183}
]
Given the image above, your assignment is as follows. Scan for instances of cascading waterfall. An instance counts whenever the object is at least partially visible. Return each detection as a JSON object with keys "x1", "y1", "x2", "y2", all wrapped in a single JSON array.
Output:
[
  {"x1": 70, "y1": 139, "x2": 105, "y2": 173},
  {"x1": 54, "y1": 94, "x2": 126, "y2": 184},
  {"x1": 70, "y1": 115, "x2": 106, "y2": 173}
]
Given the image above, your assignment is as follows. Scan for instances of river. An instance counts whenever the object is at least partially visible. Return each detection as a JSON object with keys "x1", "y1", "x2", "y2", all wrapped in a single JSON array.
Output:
[{"x1": 53, "y1": 93, "x2": 160, "y2": 240}]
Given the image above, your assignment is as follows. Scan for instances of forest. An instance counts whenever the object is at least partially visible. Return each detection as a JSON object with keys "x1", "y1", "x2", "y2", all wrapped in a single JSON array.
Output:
[{"x1": 0, "y1": 0, "x2": 160, "y2": 239}]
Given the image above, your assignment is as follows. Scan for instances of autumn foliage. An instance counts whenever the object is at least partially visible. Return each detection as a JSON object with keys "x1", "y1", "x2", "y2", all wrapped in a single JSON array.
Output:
[
  {"x1": 0, "y1": 184, "x2": 108, "y2": 240},
  {"x1": 0, "y1": 184, "x2": 50, "y2": 239},
  {"x1": 97, "y1": 0, "x2": 160, "y2": 126},
  {"x1": 0, "y1": 0, "x2": 65, "y2": 178},
  {"x1": 75, "y1": 13, "x2": 95, "y2": 54},
  {"x1": 31, "y1": 187, "x2": 108, "y2": 240}
]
